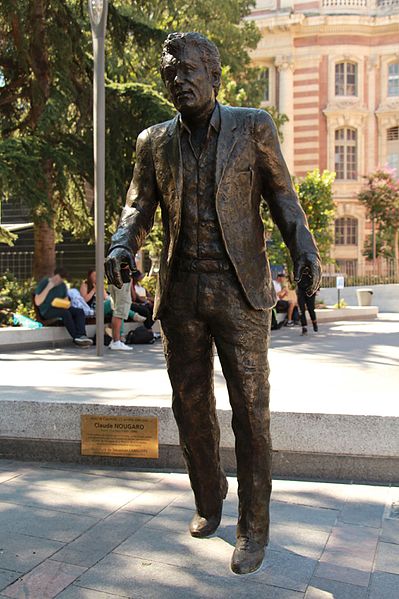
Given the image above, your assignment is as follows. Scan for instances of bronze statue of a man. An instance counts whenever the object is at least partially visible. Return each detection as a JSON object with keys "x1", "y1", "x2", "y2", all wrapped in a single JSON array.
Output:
[{"x1": 105, "y1": 32, "x2": 321, "y2": 575}]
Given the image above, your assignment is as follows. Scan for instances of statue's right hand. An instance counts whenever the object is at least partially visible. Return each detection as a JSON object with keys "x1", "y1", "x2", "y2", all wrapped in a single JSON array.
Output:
[{"x1": 105, "y1": 247, "x2": 135, "y2": 289}]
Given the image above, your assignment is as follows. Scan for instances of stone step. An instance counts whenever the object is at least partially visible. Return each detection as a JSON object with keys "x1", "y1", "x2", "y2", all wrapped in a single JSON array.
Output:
[
  {"x1": 1, "y1": 397, "x2": 397, "y2": 483},
  {"x1": 0, "y1": 320, "x2": 161, "y2": 350}
]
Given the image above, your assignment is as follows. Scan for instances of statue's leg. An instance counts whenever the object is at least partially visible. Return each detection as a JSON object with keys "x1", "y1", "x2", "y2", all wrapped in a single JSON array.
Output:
[
  {"x1": 160, "y1": 276, "x2": 227, "y2": 518},
  {"x1": 205, "y1": 274, "x2": 272, "y2": 547}
]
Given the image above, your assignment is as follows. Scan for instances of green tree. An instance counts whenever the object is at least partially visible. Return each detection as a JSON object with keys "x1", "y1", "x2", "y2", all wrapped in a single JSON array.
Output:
[
  {"x1": 264, "y1": 169, "x2": 336, "y2": 277},
  {"x1": 1, "y1": 0, "x2": 285, "y2": 277},
  {"x1": 0, "y1": 0, "x2": 171, "y2": 278},
  {"x1": 358, "y1": 168, "x2": 399, "y2": 274}
]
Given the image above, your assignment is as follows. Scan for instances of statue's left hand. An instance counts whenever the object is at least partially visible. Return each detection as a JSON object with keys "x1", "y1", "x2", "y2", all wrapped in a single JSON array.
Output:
[{"x1": 294, "y1": 253, "x2": 322, "y2": 296}]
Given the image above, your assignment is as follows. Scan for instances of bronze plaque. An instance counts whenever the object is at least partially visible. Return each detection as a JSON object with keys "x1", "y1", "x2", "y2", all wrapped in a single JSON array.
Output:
[{"x1": 81, "y1": 415, "x2": 158, "y2": 458}]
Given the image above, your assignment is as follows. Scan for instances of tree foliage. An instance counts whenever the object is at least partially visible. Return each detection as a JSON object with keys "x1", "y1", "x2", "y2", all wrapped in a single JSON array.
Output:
[
  {"x1": 358, "y1": 168, "x2": 399, "y2": 272},
  {"x1": 0, "y1": 0, "x2": 286, "y2": 277},
  {"x1": 263, "y1": 169, "x2": 336, "y2": 277}
]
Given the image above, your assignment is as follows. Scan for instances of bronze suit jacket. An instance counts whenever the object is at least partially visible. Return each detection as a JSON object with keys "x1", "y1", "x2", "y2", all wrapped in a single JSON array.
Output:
[{"x1": 110, "y1": 104, "x2": 320, "y2": 319}]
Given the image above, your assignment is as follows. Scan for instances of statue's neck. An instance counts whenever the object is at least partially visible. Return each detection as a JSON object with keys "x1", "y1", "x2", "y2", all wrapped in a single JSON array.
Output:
[{"x1": 182, "y1": 99, "x2": 216, "y2": 131}]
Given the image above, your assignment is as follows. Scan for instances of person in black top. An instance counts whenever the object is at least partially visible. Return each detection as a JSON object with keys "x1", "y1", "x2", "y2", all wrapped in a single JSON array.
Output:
[{"x1": 297, "y1": 286, "x2": 318, "y2": 335}]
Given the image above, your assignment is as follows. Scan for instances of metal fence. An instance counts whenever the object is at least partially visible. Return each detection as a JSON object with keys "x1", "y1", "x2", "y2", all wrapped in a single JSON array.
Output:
[
  {"x1": 321, "y1": 257, "x2": 398, "y2": 287},
  {"x1": 0, "y1": 251, "x2": 64, "y2": 281}
]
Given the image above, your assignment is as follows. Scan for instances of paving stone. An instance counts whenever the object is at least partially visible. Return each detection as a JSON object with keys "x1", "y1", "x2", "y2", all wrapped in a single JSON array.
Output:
[
  {"x1": 76, "y1": 552, "x2": 305, "y2": 599},
  {"x1": 52, "y1": 511, "x2": 152, "y2": 568},
  {"x1": 220, "y1": 493, "x2": 239, "y2": 517},
  {"x1": 270, "y1": 501, "x2": 339, "y2": 532},
  {"x1": 380, "y1": 518, "x2": 399, "y2": 544},
  {"x1": 121, "y1": 488, "x2": 185, "y2": 515},
  {"x1": 338, "y1": 484, "x2": 389, "y2": 529},
  {"x1": 304, "y1": 577, "x2": 367, "y2": 598},
  {"x1": 114, "y1": 524, "x2": 315, "y2": 592},
  {"x1": 143, "y1": 504, "x2": 237, "y2": 536},
  {"x1": 269, "y1": 522, "x2": 330, "y2": 559},
  {"x1": 170, "y1": 491, "x2": 196, "y2": 511},
  {"x1": 0, "y1": 460, "x2": 16, "y2": 469},
  {"x1": 0, "y1": 473, "x2": 152, "y2": 517},
  {"x1": 338, "y1": 502, "x2": 385, "y2": 529},
  {"x1": 314, "y1": 563, "x2": 371, "y2": 588},
  {"x1": 40, "y1": 463, "x2": 164, "y2": 484},
  {"x1": 155, "y1": 472, "x2": 193, "y2": 492},
  {"x1": 315, "y1": 522, "x2": 380, "y2": 587},
  {"x1": 255, "y1": 550, "x2": 317, "y2": 593},
  {"x1": 114, "y1": 524, "x2": 236, "y2": 577},
  {"x1": 171, "y1": 490, "x2": 239, "y2": 517},
  {"x1": 0, "y1": 532, "x2": 63, "y2": 572},
  {"x1": 59, "y1": 589, "x2": 126, "y2": 599},
  {"x1": 0, "y1": 463, "x2": 393, "y2": 599},
  {"x1": 0, "y1": 501, "x2": 98, "y2": 543},
  {"x1": 0, "y1": 571, "x2": 22, "y2": 594},
  {"x1": 0, "y1": 473, "x2": 22, "y2": 484},
  {"x1": 1, "y1": 559, "x2": 86, "y2": 599},
  {"x1": 271, "y1": 480, "x2": 349, "y2": 510},
  {"x1": 374, "y1": 542, "x2": 399, "y2": 574},
  {"x1": 368, "y1": 571, "x2": 399, "y2": 599}
]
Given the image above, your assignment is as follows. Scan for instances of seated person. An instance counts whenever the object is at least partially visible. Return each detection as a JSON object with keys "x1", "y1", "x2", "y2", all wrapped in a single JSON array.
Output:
[
  {"x1": 272, "y1": 272, "x2": 298, "y2": 327},
  {"x1": 34, "y1": 267, "x2": 93, "y2": 347},
  {"x1": 80, "y1": 269, "x2": 112, "y2": 319},
  {"x1": 130, "y1": 271, "x2": 154, "y2": 330}
]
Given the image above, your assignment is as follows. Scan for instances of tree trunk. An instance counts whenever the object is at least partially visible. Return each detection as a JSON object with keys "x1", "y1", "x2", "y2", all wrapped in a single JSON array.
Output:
[
  {"x1": 33, "y1": 219, "x2": 56, "y2": 280},
  {"x1": 33, "y1": 159, "x2": 56, "y2": 280}
]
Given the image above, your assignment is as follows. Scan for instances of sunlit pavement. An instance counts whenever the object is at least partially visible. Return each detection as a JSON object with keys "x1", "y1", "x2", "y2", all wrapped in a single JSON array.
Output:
[
  {"x1": 1, "y1": 314, "x2": 398, "y2": 416},
  {"x1": 0, "y1": 461, "x2": 397, "y2": 598},
  {"x1": 0, "y1": 316, "x2": 398, "y2": 597}
]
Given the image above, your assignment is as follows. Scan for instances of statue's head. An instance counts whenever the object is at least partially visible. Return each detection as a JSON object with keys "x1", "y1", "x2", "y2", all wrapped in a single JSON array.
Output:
[{"x1": 160, "y1": 32, "x2": 222, "y2": 117}]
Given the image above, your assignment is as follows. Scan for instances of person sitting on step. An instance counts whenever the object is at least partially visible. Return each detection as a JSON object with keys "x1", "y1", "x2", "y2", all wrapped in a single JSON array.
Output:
[{"x1": 34, "y1": 267, "x2": 93, "y2": 347}]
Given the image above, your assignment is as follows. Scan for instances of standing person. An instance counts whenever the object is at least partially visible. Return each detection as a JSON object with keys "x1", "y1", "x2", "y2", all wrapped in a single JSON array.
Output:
[
  {"x1": 105, "y1": 32, "x2": 321, "y2": 574},
  {"x1": 109, "y1": 282, "x2": 133, "y2": 352},
  {"x1": 34, "y1": 267, "x2": 92, "y2": 347},
  {"x1": 109, "y1": 273, "x2": 147, "y2": 351},
  {"x1": 297, "y1": 281, "x2": 319, "y2": 336}
]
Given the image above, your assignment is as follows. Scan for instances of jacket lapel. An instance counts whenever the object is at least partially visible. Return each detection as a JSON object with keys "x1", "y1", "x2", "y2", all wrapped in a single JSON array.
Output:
[
  {"x1": 216, "y1": 105, "x2": 238, "y2": 193},
  {"x1": 165, "y1": 115, "x2": 183, "y2": 200}
]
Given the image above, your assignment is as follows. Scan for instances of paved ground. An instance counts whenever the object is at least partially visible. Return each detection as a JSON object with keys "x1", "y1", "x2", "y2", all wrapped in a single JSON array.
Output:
[
  {"x1": 0, "y1": 459, "x2": 398, "y2": 598},
  {"x1": 1, "y1": 314, "x2": 398, "y2": 416}
]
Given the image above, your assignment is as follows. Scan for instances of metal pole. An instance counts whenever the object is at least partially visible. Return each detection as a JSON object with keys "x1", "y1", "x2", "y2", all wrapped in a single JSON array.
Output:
[{"x1": 89, "y1": 1, "x2": 108, "y2": 356}]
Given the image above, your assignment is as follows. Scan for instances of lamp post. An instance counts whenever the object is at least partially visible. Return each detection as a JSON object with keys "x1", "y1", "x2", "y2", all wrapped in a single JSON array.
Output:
[{"x1": 88, "y1": 0, "x2": 108, "y2": 356}]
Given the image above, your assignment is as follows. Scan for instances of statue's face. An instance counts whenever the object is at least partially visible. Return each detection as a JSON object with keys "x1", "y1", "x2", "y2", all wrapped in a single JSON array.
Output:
[{"x1": 162, "y1": 45, "x2": 215, "y2": 117}]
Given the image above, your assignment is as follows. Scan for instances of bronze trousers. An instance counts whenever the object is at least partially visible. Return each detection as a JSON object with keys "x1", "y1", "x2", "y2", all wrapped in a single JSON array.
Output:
[{"x1": 161, "y1": 269, "x2": 272, "y2": 546}]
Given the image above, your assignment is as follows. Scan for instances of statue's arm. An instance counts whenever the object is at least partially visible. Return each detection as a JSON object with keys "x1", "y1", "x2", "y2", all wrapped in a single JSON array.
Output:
[
  {"x1": 254, "y1": 110, "x2": 321, "y2": 292},
  {"x1": 110, "y1": 128, "x2": 159, "y2": 256},
  {"x1": 106, "y1": 129, "x2": 159, "y2": 287}
]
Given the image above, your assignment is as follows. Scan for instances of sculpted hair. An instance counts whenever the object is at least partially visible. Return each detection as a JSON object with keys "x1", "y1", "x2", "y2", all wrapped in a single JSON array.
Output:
[{"x1": 160, "y1": 32, "x2": 222, "y2": 96}]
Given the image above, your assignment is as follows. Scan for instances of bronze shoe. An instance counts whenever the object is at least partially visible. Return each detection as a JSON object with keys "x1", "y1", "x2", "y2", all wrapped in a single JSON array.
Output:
[
  {"x1": 189, "y1": 509, "x2": 222, "y2": 538},
  {"x1": 231, "y1": 536, "x2": 265, "y2": 575},
  {"x1": 189, "y1": 476, "x2": 228, "y2": 538}
]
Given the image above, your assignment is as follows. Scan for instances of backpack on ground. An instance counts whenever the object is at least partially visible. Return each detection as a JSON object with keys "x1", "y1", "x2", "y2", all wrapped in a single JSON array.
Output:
[{"x1": 126, "y1": 325, "x2": 154, "y2": 345}]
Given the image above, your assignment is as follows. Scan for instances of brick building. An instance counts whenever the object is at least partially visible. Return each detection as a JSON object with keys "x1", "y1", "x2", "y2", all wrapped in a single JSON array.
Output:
[{"x1": 249, "y1": 0, "x2": 399, "y2": 275}]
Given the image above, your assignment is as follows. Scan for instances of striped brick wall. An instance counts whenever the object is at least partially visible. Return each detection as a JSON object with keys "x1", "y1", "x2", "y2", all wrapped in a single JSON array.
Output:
[{"x1": 293, "y1": 66, "x2": 321, "y2": 177}]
